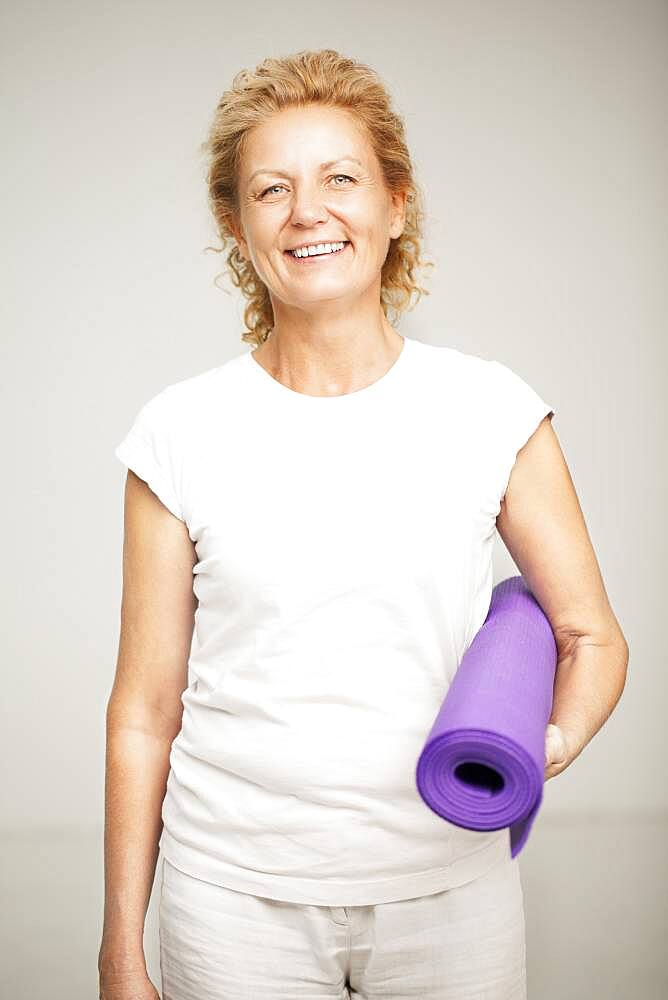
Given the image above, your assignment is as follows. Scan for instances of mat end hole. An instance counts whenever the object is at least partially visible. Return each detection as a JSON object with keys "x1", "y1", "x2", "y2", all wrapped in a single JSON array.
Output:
[{"x1": 454, "y1": 762, "x2": 504, "y2": 797}]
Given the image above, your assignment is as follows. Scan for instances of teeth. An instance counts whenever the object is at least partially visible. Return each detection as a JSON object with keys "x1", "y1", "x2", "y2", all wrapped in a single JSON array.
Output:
[{"x1": 290, "y1": 241, "x2": 346, "y2": 258}]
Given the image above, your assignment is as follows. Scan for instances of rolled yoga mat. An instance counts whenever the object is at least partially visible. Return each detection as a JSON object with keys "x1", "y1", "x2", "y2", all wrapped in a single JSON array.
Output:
[{"x1": 415, "y1": 575, "x2": 558, "y2": 857}]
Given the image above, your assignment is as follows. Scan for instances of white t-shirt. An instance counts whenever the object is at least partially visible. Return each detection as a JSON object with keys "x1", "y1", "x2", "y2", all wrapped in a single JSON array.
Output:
[{"x1": 114, "y1": 335, "x2": 554, "y2": 905}]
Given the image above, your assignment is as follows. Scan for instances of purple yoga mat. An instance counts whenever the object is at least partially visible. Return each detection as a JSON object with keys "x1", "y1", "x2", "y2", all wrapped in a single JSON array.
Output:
[{"x1": 415, "y1": 575, "x2": 557, "y2": 857}]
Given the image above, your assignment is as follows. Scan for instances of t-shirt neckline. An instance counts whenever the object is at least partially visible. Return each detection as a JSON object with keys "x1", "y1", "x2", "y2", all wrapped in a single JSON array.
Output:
[{"x1": 243, "y1": 335, "x2": 412, "y2": 404}]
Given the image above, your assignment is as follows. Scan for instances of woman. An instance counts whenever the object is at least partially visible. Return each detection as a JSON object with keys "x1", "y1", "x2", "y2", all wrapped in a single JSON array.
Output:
[{"x1": 99, "y1": 49, "x2": 628, "y2": 1000}]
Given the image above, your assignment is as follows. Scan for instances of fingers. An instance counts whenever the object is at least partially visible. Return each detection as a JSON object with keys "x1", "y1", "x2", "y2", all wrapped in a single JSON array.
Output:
[{"x1": 544, "y1": 723, "x2": 568, "y2": 765}]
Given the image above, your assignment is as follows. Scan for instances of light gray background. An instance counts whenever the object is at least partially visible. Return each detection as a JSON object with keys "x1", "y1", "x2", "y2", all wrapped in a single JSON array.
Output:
[{"x1": 2, "y1": 1, "x2": 666, "y2": 997}]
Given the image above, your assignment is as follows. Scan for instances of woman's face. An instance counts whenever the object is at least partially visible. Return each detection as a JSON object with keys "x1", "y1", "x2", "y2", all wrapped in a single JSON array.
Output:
[{"x1": 232, "y1": 103, "x2": 407, "y2": 312}]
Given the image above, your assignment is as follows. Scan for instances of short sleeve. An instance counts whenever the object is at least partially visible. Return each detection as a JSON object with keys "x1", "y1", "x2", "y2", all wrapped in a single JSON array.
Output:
[
  {"x1": 114, "y1": 388, "x2": 184, "y2": 521},
  {"x1": 483, "y1": 359, "x2": 555, "y2": 513}
]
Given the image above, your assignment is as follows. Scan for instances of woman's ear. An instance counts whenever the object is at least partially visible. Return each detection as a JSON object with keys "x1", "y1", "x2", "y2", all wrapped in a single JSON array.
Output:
[
  {"x1": 228, "y1": 214, "x2": 249, "y2": 261},
  {"x1": 389, "y1": 189, "x2": 408, "y2": 240}
]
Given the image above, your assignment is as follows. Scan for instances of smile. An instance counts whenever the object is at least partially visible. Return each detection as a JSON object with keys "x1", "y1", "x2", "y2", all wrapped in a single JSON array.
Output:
[{"x1": 285, "y1": 241, "x2": 350, "y2": 261}]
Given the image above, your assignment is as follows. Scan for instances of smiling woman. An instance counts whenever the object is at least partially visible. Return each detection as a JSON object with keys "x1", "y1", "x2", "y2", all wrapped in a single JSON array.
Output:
[{"x1": 104, "y1": 46, "x2": 626, "y2": 1000}]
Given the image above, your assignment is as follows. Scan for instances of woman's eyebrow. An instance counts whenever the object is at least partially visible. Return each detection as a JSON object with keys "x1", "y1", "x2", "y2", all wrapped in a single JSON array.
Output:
[{"x1": 248, "y1": 157, "x2": 364, "y2": 183}]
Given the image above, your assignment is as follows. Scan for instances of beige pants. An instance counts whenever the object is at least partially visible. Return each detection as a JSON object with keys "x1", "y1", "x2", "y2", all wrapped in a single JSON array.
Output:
[{"x1": 159, "y1": 851, "x2": 527, "y2": 999}]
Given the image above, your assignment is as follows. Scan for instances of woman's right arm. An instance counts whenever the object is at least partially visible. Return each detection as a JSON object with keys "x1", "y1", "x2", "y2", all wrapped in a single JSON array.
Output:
[{"x1": 98, "y1": 470, "x2": 197, "y2": 997}]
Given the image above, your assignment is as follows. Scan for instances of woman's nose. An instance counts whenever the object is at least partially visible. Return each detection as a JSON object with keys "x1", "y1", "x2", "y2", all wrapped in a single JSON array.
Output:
[{"x1": 289, "y1": 182, "x2": 330, "y2": 227}]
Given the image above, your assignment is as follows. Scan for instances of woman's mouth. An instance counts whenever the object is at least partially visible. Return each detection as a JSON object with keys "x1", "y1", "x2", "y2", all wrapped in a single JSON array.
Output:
[{"x1": 284, "y1": 241, "x2": 351, "y2": 263}]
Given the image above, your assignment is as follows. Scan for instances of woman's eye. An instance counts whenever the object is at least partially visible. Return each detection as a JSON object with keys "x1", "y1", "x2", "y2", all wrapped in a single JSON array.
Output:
[
  {"x1": 259, "y1": 175, "x2": 354, "y2": 199},
  {"x1": 260, "y1": 184, "x2": 286, "y2": 198}
]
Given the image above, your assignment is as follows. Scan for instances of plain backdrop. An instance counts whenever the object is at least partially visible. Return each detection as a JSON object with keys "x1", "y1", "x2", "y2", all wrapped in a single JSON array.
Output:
[{"x1": 2, "y1": 1, "x2": 666, "y2": 997}]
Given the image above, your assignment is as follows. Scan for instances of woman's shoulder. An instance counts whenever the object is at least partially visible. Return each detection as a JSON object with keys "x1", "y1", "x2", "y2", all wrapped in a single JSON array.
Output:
[
  {"x1": 410, "y1": 337, "x2": 497, "y2": 383},
  {"x1": 150, "y1": 348, "x2": 250, "y2": 412}
]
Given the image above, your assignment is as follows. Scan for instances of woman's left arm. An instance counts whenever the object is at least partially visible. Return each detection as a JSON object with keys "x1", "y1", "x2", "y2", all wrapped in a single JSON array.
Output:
[{"x1": 496, "y1": 415, "x2": 630, "y2": 782}]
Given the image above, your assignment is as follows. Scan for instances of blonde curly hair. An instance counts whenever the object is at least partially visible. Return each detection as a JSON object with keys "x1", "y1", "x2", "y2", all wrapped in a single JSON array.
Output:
[{"x1": 200, "y1": 48, "x2": 435, "y2": 348}]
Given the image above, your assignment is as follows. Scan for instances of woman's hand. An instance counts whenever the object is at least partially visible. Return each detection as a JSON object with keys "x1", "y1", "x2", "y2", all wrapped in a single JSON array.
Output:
[{"x1": 543, "y1": 722, "x2": 573, "y2": 781}]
